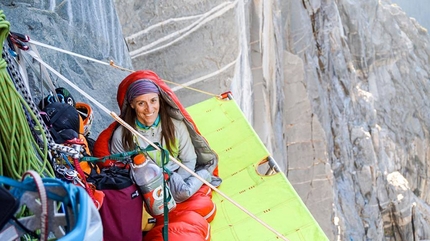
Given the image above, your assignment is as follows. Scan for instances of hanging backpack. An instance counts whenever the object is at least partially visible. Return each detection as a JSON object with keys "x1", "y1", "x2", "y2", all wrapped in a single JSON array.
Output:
[
  {"x1": 40, "y1": 90, "x2": 99, "y2": 185},
  {"x1": 86, "y1": 166, "x2": 145, "y2": 241},
  {"x1": 42, "y1": 101, "x2": 81, "y2": 144}
]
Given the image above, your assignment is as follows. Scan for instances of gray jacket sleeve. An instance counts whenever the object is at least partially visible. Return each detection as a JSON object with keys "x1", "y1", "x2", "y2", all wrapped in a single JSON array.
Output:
[
  {"x1": 110, "y1": 126, "x2": 126, "y2": 154},
  {"x1": 173, "y1": 119, "x2": 197, "y2": 179}
]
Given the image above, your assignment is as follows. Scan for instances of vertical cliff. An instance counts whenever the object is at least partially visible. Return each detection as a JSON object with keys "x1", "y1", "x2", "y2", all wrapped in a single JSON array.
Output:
[
  {"x1": 2, "y1": 0, "x2": 430, "y2": 239},
  {"x1": 0, "y1": 0, "x2": 133, "y2": 137},
  {"x1": 115, "y1": 0, "x2": 430, "y2": 240}
]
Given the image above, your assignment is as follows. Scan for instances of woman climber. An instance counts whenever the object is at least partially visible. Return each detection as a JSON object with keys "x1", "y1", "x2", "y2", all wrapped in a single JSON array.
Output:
[{"x1": 93, "y1": 70, "x2": 220, "y2": 203}]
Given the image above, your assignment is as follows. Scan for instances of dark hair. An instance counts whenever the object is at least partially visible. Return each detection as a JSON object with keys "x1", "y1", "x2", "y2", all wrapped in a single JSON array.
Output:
[{"x1": 120, "y1": 94, "x2": 176, "y2": 154}]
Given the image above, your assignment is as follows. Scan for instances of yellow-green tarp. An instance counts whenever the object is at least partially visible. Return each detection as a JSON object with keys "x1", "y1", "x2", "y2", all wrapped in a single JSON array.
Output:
[{"x1": 187, "y1": 96, "x2": 329, "y2": 241}]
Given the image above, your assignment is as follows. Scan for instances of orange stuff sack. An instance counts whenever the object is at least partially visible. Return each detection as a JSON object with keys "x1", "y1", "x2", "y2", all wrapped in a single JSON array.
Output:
[
  {"x1": 143, "y1": 210, "x2": 210, "y2": 241},
  {"x1": 143, "y1": 185, "x2": 215, "y2": 240}
]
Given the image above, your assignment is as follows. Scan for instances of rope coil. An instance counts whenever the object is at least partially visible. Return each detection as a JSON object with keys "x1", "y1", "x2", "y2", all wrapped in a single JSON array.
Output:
[{"x1": 0, "y1": 11, "x2": 54, "y2": 179}]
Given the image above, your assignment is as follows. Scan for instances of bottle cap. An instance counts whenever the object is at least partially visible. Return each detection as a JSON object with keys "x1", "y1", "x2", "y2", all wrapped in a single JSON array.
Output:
[{"x1": 133, "y1": 154, "x2": 147, "y2": 165}]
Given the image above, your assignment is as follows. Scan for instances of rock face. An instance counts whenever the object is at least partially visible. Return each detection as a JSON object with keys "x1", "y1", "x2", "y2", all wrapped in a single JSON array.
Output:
[
  {"x1": 2, "y1": 0, "x2": 430, "y2": 240},
  {"x1": 391, "y1": 0, "x2": 430, "y2": 32},
  {"x1": 0, "y1": 0, "x2": 133, "y2": 138},
  {"x1": 115, "y1": 0, "x2": 240, "y2": 107},
  {"x1": 115, "y1": 0, "x2": 430, "y2": 240}
]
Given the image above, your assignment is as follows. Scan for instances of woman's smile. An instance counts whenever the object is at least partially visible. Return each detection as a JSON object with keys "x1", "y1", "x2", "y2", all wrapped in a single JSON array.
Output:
[{"x1": 131, "y1": 93, "x2": 160, "y2": 126}]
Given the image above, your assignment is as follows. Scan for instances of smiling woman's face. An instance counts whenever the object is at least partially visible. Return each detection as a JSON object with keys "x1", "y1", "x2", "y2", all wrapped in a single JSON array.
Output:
[{"x1": 130, "y1": 93, "x2": 160, "y2": 126}]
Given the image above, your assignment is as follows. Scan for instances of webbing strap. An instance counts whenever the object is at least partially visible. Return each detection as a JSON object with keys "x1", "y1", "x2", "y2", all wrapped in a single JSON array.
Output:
[
  {"x1": 143, "y1": 143, "x2": 171, "y2": 241},
  {"x1": 21, "y1": 171, "x2": 48, "y2": 241},
  {"x1": 72, "y1": 157, "x2": 96, "y2": 206},
  {"x1": 80, "y1": 150, "x2": 139, "y2": 163}
]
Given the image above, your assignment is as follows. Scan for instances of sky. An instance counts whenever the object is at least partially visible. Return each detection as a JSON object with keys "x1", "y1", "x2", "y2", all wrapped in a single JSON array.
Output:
[{"x1": 390, "y1": 0, "x2": 430, "y2": 33}]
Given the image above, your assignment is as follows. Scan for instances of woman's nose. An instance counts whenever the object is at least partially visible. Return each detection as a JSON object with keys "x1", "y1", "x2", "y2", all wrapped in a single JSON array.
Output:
[{"x1": 146, "y1": 103, "x2": 154, "y2": 112}]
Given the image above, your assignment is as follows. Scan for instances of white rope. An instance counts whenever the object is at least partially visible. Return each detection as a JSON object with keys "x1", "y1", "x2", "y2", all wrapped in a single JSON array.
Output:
[
  {"x1": 171, "y1": 56, "x2": 238, "y2": 92},
  {"x1": 126, "y1": 14, "x2": 202, "y2": 41},
  {"x1": 27, "y1": 39, "x2": 218, "y2": 94},
  {"x1": 29, "y1": 44, "x2": 59, "y2": 101},
  {"x1": 129, "y1": 1, "x2": 238, "y2": 58},
  {"x1": 25, "y1": 49, "x2": 112, "y2": 114},
  {"x1": 29, "y1": 39, "x2": 113, "y2": 67}
]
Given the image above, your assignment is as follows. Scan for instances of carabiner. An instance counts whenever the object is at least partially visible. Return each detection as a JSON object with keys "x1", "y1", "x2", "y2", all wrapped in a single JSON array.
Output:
[
  {"x1": 8, "y1": 33, "x2": 29, "y2": 51},
  {"x1": 10, "y1": 31, "x2": 30, "y2": 42}
]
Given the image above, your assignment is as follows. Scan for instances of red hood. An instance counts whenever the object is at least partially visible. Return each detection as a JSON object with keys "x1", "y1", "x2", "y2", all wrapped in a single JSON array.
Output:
[{"x1": 116, "y1": 70, "x2": 200, "y2": 134}]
